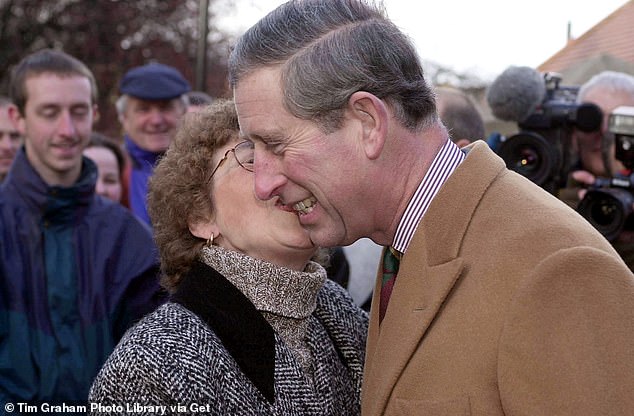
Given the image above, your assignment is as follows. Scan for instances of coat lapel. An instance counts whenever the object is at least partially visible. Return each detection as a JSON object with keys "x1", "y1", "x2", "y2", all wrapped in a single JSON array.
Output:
[
  {"x1": 362, "y1": 142, "x2": 507, "y2": 416},
  {"x1": 364, "y1": 247, "x2": 464, "y2": 416}
]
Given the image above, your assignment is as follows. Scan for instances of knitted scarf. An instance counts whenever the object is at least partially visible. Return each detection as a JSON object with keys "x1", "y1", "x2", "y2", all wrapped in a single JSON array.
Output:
[{"x1": 199, "y1": 245, "x2": 326, "y2": 376}]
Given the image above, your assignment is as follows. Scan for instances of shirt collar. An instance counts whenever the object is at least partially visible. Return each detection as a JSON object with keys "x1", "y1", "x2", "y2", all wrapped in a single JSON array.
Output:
[{"x1": 392, "y1": 139, "x2": 465, "y2": 253}]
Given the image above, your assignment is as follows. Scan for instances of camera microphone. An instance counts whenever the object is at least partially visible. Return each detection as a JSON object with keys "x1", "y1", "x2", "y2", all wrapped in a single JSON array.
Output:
[{"x1": 486, "y1": 66, "x2": 546, "y2": 123}]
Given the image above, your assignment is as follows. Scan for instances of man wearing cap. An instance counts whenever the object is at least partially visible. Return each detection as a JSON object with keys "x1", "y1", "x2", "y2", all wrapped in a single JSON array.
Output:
[{"x1": 116, "y1": 62, "x2": 190, "y2": 225}]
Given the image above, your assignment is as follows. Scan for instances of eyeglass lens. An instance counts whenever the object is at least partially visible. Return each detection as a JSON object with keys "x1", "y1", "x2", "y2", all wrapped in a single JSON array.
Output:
[{"x1": 234, "y1": 141, "x2": 254, "y2": 172}]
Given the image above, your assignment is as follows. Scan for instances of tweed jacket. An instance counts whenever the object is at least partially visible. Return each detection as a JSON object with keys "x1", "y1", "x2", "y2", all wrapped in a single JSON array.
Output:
[
  {"x1": 362, "y1": 141, "x2": 634, "y2": 415},
  {"x1": 89, "y1": 261, "x2": 368, "y2": 415}
]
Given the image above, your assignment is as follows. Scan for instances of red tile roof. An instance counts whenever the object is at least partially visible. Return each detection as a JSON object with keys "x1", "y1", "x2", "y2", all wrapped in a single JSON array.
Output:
[{"x1": 538, "y1": 1, "x2": 634, "y2": 73}]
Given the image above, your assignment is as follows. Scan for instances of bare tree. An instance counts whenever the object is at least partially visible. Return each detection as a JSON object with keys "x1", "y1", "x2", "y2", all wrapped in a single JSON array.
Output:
[{"x1": 0, "y1": 0, "x2": 234, "y2": 136}]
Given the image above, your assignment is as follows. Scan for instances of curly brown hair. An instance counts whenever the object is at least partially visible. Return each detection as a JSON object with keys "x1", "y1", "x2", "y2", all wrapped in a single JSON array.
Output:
[{"x1": 148, "y1": 99, "x2": 239, "y2": 292}]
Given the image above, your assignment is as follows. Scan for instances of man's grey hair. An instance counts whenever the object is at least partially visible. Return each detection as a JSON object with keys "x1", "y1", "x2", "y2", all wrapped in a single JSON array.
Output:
[
  {"x1": 577, "y1": 71, "x2": 634, "y2": 103},
  {"x1": 228, "y1": 0, "x2": 437, "y2": 133}
]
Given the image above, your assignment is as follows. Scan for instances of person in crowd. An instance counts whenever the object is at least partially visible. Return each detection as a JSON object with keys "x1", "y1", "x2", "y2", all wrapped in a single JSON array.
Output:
[
  {"x1": 116, "y1": 62, "x2": 190, "y2": 225},
  {"x1": 561, "y1": 71, "x2": 634, "y2": 270},
  {"x1": 83, "y1": 132, "x2": 125, "y2": 203},
  {"x1": 229, "y1": 1, "x2": 634, "y2": 414},
  {"x1": 0, "y1": 48, "x2": 163, "y2": 408},
  {"x1": 435, "y1": 86, "x2": 485, "y2": 148},
  {"x1": 89, "y1": 99, "x2": 368, "y2": 414},
  {"x1": 0, "y1": 96, "x2": 22, "y2": 182},
  {"x1": 570, "y1": 71, "x2": 634, "y2": 181},
  {"x1": 186, "y1": 90, "x2": 214, "y2": 112}
]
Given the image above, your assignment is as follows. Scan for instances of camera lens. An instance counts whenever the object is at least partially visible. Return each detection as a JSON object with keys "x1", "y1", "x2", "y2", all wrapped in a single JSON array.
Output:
[
  {"x1": 516, "y1": 146, "x2": 540, "y2": 174},
  {"x1": 577, "y1": 188, "x2": 634, "y2": 242},
  {"x1": 497, "y1": 132, "x2": 554, "y2": 187}
]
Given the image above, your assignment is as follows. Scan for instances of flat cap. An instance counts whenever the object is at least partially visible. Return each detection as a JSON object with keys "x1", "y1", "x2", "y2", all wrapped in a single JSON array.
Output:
[{"x1": 119, "y1": 63, "x2": 191, "y2": 100}]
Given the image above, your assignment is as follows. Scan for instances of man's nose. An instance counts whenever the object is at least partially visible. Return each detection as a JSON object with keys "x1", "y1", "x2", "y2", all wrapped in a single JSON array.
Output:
[
  {"x1": 253, "y1": 149, "x2": 286, "y2": 201},
  {"x1": 57, "y1": 112, "x2": 76, "y2": 137},
  {"x1": 148, "y1": 108, "x2": 166, "y2": 124}
]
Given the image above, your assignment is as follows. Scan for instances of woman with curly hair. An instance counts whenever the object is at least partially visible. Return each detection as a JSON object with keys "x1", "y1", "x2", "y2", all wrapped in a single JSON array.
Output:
[{"x1": 88, "y1": 99, "x2": 368, "y2": 415}]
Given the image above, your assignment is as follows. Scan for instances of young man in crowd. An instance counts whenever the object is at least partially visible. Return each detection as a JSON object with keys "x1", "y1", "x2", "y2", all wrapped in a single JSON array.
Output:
[{"x1": 0, "y1": 48, "x2": 163, "y2": 407}]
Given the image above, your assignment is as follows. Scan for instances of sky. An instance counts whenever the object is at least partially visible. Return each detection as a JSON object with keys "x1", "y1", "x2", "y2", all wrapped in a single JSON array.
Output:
[{"x1": 218, "y1": 0, "x2": 630, "y2": 81}]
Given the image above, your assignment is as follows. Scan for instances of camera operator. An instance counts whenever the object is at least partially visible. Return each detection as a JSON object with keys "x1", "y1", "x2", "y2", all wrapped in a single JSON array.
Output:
[
  {"x1": 572, "y1": 71, "x2": 634, "y2": 179},
  {"x1": 487, "y1": 66, "x2": 604, "y2": 196},
  {"x1": 562, "y1": 71, "x2": 634, "y2": 270}
]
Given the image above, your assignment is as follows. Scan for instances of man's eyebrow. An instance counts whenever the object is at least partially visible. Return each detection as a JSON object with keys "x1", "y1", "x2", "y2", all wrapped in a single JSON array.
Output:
[
  {"x1": 240, "y1": 131, "x2": 280, "y2": 143},
  {"x1": 36, "y1": 103, "x2": 60, "y2": 109},
  {"x1": 69, "y1": 102, "x2": 91, "y2": 110}
]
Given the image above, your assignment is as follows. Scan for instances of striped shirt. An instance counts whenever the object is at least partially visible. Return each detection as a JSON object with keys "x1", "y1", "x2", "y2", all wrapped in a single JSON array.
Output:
[{"x1": 392, "y1": 139, "x2": 465, "y2": 254}]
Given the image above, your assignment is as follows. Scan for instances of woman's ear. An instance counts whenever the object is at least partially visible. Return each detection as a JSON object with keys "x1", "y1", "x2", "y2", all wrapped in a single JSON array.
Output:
[
  {"x1": 347, "y1": 91, "x2": 388, "y2": 160},
  {"x1": 188, "y1": 216, "x2": 220, "y2": 241}
]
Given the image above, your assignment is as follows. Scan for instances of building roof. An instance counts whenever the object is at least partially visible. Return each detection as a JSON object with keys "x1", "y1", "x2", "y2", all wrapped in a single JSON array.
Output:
[{"x1": 538, "y1": 1, "x2": 634, "y2": 79}]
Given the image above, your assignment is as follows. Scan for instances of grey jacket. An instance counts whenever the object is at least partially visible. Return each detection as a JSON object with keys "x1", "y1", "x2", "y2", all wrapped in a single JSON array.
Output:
[{"x1": 89, "y1": 261, "x2": 368, "y2": 415}]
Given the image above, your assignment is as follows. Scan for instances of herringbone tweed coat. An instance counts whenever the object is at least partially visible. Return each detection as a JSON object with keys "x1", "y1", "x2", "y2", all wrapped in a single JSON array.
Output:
[{"x1": 89, "y1": 261, "x2": 368, "y2": 415}]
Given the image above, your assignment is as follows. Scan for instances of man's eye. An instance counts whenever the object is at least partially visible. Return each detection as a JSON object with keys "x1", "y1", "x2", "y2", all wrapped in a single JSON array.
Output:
[
  {"x1": 72, "y1": 109, "x2": 89, "y2": 118},
  {"x1": 41, "y1": 110, "x2": 57, "y2": 119},
  {"x1": 266, "y1": 142, "x2": 285, "y2": 155}
]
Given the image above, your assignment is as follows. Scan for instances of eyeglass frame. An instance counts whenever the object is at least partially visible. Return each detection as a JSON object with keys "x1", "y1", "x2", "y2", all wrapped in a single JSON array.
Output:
[{"x1": 206, "y1": 140, "x2": 254, "y2": 183}]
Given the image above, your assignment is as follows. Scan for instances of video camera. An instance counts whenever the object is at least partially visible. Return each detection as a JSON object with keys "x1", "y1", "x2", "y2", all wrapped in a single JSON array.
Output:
[
  {"x1": 577, "y1": 106, "x2": 634, "y2": 241},
  {"x1": 495, "y1": 73, "x2": 603, "y2": 194}
]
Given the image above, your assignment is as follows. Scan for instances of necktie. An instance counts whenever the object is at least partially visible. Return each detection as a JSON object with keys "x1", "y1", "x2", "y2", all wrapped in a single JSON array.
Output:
[{"x1": 379, "y1": 247, "x2": 401, "y2": 324}]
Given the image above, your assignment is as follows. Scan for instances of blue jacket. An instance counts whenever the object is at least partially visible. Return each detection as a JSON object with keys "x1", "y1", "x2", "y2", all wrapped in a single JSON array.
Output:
[
  {"x1": 0, "y1": 148, "x2": 163, "y2": 408},
  {"x1": 124, "y1": 136, "x2": 162, "y2": 226}
]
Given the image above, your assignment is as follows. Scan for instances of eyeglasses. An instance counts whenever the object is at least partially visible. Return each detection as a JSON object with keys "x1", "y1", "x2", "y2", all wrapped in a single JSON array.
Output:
[{"x1": 207, "y1": 140, "x2": 254, "y2": 183}]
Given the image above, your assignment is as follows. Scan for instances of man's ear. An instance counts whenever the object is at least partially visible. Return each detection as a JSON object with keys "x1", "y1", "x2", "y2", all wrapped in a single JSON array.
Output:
[
  {"x1": 347, "y1": 91, "x2": 388, "y2": 160},
  {"x1": 7, "y1": 104, "x2": 25, "y2": 136},
  {"x1": 92, "y1": 104, "x2": 100, "y2": 125}
]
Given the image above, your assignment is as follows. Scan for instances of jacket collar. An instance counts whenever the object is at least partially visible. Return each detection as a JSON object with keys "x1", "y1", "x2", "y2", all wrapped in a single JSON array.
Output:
[
  {"x1": 124, "y1": 135, "x2": 162, "y2": 169},
  {"x1": 171, "y1": 261, "x2": 276, "y2": 404},
  {"x1": 3, "y1": 147, "x2": 97, "y2": 214}
]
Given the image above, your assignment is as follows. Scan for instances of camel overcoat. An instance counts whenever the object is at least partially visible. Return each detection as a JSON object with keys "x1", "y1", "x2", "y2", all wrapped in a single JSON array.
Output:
[{"x1": 362, "y1": 141, "x2": 634, "y2": 416}]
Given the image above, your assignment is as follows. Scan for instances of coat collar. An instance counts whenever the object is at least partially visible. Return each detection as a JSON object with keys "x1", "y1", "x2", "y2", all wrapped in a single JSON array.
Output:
[
  {"x1": 124, "y1": 135, "x2": 163, "y2": 168},
  {"x1": 171, "y1": 260, "x2": 276, "y2": 404},
  {"x1": 3, "y1": 147, "x2": 98, "y2": 214},
  {"x1": 363, "y1": 141, "x2": 507, "y2": 416}
]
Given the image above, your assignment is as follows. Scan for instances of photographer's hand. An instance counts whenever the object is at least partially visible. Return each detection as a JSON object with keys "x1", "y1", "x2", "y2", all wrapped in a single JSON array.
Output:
[{"x1": 571, "y1": 170, "x2": 597, "y2": 200}]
